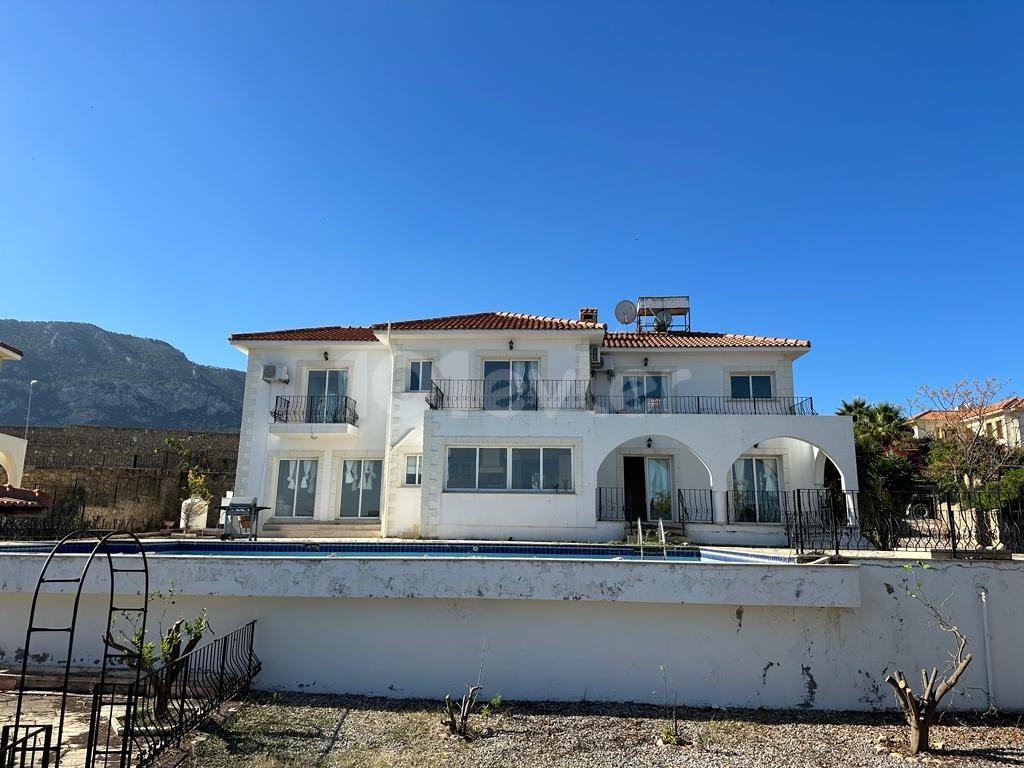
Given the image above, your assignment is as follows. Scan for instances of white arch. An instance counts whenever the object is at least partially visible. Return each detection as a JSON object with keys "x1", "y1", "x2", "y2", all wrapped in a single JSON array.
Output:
[{"x1": 0, "y1": 435, "x2": 27, "y2": 488}]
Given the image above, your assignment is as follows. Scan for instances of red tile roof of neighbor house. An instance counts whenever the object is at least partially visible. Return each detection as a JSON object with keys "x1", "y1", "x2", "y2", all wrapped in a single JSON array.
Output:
[
  {"x1": 229, "y1": 326, "x2": 379, "y2": 342},
  {"x1": 910, "y1": 397, "x2": 1024, "y2": 421},
  {"x1": 372, "y1": 311, "x2": 606, "y2": 332},
  {"x1": 603, "y1": 332, "x2": 810, "y2": 349},
  {"x1": 0, "y1": 485, "x2": 51, "y2": 510},
  {"x1": 0, "y1": 341, "x2": 24, "y2": 357}
]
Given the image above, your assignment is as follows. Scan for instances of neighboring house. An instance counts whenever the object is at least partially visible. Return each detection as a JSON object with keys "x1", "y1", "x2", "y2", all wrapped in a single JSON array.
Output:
[
  {"x1": 0, "y1": 341, "x2": 27, "y2": 487},
  {"x1": 229, "y1": 301, "x2": 857, "y2": 545},
  {"x1": 908, "y1": 397, "x2": 1024, "y2": 449}
]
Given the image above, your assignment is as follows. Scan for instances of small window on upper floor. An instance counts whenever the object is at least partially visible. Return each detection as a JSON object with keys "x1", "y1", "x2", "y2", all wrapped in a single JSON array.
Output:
[
  {"x1": 731, "y1": 374, "x2": 772, "y2": 399},
  {"x1": 409, "y1": 361, "x2": 433, "y2": 392},
  {"x1": 405, "y1": 455, "x2": 422, "y2": 486}
]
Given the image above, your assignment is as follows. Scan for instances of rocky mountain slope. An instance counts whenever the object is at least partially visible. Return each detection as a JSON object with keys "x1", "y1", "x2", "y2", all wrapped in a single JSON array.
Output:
[{"x1": 0, "y1": 320, "x2": 243, "y2": 431}]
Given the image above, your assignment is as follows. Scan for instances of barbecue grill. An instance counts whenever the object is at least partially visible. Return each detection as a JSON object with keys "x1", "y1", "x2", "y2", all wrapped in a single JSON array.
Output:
[{"x1": 216, "y1": 496, "x2": 270, "y2": 541}]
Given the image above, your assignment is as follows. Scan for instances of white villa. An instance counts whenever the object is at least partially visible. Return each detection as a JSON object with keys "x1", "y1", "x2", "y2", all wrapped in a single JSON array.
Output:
[
  {"x1": 229, "y1": 298, "x2": 857, "y2": 545},
  {"x1": 0, "y1": 341, "x2": 28, "y2": 488}
]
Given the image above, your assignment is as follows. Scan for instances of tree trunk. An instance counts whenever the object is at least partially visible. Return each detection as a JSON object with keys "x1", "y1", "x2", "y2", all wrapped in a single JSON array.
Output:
[{"x1": 908, "y1": 716, "x2": 929, "y2": 755}]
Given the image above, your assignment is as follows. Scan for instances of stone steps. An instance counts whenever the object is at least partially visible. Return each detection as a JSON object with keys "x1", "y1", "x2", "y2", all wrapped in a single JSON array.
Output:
[{"x1": 261, "y1": 519, "x2": 381, "y2": 539}]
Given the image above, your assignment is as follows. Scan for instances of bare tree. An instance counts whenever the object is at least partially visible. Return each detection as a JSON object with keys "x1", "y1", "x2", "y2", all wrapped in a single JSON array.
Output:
[
  {"x1": 885, "y1": 564, "x2": 972, "y2": 755},
  {"x1": 912, "y1": 378, "x2": 1019, "y2": 490}
]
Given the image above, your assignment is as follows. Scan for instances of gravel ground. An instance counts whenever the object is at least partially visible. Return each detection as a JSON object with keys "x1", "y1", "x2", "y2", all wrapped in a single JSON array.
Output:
[{"x1": 172, "y1": 693, "x2": 1024, "y2": 768}]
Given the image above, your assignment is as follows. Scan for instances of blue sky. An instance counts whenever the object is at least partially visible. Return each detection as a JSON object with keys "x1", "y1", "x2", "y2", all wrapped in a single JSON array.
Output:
[{"x1": 1, "y1": 1, "x2": 1021, "y2": 412}]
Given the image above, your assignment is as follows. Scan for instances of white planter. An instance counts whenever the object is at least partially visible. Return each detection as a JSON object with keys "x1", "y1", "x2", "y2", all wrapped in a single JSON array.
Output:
[{"x1": 180, "y1": 496, "x2": 210, "y2": 531}]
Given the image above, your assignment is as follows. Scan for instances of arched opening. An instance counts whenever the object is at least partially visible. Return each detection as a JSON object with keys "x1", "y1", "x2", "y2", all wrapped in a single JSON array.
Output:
[{"x1": 596, "y1": 435, "x2": 713, "y2": 524}]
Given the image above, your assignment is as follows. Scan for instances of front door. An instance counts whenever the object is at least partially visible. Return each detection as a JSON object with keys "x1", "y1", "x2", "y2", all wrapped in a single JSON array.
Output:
[{"x1": 623, "y1": 456, "x2": 646, "y2": 521}]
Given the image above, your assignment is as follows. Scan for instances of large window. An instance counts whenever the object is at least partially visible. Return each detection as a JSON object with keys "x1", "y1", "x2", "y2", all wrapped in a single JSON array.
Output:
[
  {"x1": 484, "y1": 360, "x2": 539, "y2": 410},
  {"x1": 409, "y1": 361, "x2": 432, "y2": 392},
  {"x1": 339, "y1": 459, "x2": 382, "y2": 517},
  {"x1": 730, "y1": 457, "x2": 781, "y2": 523},
  {"x1": 446, "y1": 447, "x2": 573, "y2": 492},
  {"x1": 730, "y1": 374, "x2": 772, "y2": 400},
  {"x1": 622, "y1": 375, "x2": 668, "y2": 413},
  {"x1": 275, "y1": 459, "x2": 318, "y2": 517},
  {"x1": 306, "y1": 369, "x2": 348, "y2": 423}
]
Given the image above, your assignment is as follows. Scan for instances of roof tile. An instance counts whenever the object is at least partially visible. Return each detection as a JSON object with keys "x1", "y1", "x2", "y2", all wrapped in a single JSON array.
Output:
[
  {"x1": 373, "y1": 311, "x2": 605, "y2": 332},
  {"x1": 229, "y1": 326, "x2": 378, "y2": 343},
  {"x1": 602, "y1": 331, "x2": 810, "y2": 349}
]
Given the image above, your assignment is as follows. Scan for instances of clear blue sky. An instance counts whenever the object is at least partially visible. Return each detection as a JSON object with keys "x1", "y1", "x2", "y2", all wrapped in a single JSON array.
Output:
[{"x1": 2, "y1": 1, "x2": 1021, "y2": 412}]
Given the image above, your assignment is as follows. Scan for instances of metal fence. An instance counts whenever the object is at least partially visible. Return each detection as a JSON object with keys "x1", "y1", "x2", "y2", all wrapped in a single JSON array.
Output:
[
  {"x1": 595, "y1": 487, "x2": 714, "y2": 523},
  {"x1": 590, "y1": 395, "x2": 816, "y2": 416},
  {"x1": 1, "y1": 724, "x2": 53, "y2": 768},
  {"x1": 427, "y1": 379, "x2": 592, "y2": 410},
  {"x1": 786, "y1": 489, "x2": 1024, "y2": 556},
  {"x1": 86, "y1": 621, "x2": 261, "y2": 768}
]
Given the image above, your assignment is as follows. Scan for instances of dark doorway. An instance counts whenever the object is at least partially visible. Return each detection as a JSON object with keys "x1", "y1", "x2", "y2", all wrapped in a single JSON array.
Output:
[{"x1": 623, "y1": 456, "x2": 647, "y2": 522}]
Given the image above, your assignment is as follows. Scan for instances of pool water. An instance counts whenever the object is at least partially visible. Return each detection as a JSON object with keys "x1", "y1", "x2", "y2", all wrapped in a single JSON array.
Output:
[{"x1": 0, "y1": 540, "x2": 792, "y2": 563}]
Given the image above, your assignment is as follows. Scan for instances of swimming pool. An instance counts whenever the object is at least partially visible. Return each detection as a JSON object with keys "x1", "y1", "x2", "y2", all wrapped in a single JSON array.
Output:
[{"x1": 0, "y1": 539, "x2": 793, "y2": 563}]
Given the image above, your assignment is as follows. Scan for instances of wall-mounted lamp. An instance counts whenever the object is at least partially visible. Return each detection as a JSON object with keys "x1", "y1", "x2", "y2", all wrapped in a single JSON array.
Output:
[
  {"x1": 646, "y1": 437, "x2": 653, "y2": 449},
  {"x1": 643, "y1": 356, "x2": 649, "y2": 367},
  {"x1": 606, "y1": 369, "x2": 615, "y2": 380},
  {"x1": 753, "y1": 443, "x2": 759, "y2": 449},
  {"x1": 508, "y1": 340, "x2": 514, "y2": 351},
  {"x1": 323, "y1": 351, "x2": 329, "y2": 361}
]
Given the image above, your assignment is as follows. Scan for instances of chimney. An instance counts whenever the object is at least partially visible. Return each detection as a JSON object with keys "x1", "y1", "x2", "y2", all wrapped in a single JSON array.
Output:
[{"x1": 578, "y1": 307, "x2": 598, "y2": 323}]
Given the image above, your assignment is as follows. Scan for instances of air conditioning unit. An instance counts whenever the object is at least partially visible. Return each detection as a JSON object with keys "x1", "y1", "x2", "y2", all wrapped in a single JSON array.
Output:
[
  {"x1": 261, "y1": 364, "x2": 289, "y2": 383},
  {"x1": 589, "y1": 346, "x2": 602, "y2": 368}
]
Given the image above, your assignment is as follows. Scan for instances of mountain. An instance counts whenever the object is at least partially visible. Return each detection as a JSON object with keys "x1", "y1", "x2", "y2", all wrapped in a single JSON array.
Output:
[{"x1": 0, "y1": 320, "x2": 244, "y2": 431}]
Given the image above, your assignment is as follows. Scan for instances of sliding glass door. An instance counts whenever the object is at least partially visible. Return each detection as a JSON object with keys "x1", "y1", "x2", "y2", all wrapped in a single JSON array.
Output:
[
  {"x1": 339, "y1": 459, "x2": 382, "y2": 517},
  {"x1": 731, "y1": 457, "x2": 781, "y2": 523},
  {"x1": 306, "y1": 370, "x2": 348, "y2": 423},
  {"x1": 275, "y1": 459, "x2": 318, "y2": 517},
  {"x1": 484, "y1": 360, "x2": 539, "y2": 410}
]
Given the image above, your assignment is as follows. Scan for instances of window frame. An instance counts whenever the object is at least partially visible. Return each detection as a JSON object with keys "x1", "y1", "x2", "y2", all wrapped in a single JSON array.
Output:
[
  {"x1": 729, "y1": 373, "x2": 774, "y2": 400},
  {"x1": 404, "y1": 454, "x2": 423, "y2": 486},
  {"x1": 444, "y1": 446, "x2": 573, "y2": 493},
  {"x1": 409, "y1": 360, "x2": 433, "y2": 392}
]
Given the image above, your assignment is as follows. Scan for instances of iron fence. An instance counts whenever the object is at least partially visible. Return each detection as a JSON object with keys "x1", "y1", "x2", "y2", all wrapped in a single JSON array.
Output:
[
  {"x1": 1, "y1": 724, "x2": 53, "y2": 768},
  {"x1": 596, "y1": 487, "x2": 714, "y2": 523},
  {"x1": 590, "y1": 395, "x2": 815, "y2": 416},
  {"x1": 726, "y1": 490, "x2": 784, "y2": 524},
  {"x1": 271, "y1": 395, "x2": 358, "y2": 426},
  {"x1": 86, "y1": 621, "x2": 260, "y2": 768},
  {"x1": 427, "y1": 379, "x2": 592, "y2": 410},
  {"x1": 677, "y1": 488, "x2": 714, "y2": 523},
  {"x1": 787, "y1": 489, "x2": 1024, "y2": 556}
]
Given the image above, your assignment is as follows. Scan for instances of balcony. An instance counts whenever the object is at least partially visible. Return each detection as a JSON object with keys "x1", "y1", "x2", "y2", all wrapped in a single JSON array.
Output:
[
  {"x1": 590, "y1": 395, "x2": 815, "y2": 416},
  {"x1": 426, "y1": 379, "x2": 592, "y2": 411},
  {"x1": 271, "y1": 395, "x2": 359, "y2": 426}
]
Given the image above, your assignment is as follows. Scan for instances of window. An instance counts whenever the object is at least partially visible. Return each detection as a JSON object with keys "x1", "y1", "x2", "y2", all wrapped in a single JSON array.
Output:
[
  {"x1": 730, "y1": 374, "x2": 772, "y2": 399},
  {"x1": 405, "y1": 455, "x2": 422, "y2": 485},
  {"x1": 275, "y1": 459, "x2": 318, "y2": 517},
  {"x1": 622, "y1": 375, "x2": 668, "y2": 413},
  {"x1": 996, "y1": 421, "x2": 1005, "y2": 440},
  {"x1": 306, "y1": 370, "x2": 347, "y2": 423},
  {"x1": 730, "y1": 457, "x2": 781, "y2": 523},
  {"x1": 484, "y1": 360, "x2": 539, "y2": 410},
  {"x1": 409, "y1": 361, "x2": 432, "y2": 392},
  {"x1": 339, "y1": 459, "x2": 382, "y2": 517},
  {"x1": 445, "y1": 447, "x2": 573, "y2": 492},
  {"x1": 986, "y1": 422, "x2": 994, "y2": 437}
]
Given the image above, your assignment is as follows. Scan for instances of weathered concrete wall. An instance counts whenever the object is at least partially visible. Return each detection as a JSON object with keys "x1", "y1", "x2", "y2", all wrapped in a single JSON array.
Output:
[{"x1": 0, "y1": 556, "x2": 1016, "y2": 711}]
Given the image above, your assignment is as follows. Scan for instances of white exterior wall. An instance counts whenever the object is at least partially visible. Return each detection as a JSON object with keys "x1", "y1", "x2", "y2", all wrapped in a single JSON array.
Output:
[
  {"x1": 0, "y1": 553, "x2": 1017, "y2": 712},
  {"x1": 230, "y1": 326, "x2": 856, "y2": 543},
  {"x1": 0, "y1": 432, "x2": 27, "y2": 487}
]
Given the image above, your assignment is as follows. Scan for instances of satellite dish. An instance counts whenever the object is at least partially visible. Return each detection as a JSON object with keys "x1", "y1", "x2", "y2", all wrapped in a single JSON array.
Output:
[
  {"x1": 614, "y1": 300, "x2": 637, "y2": 325},
  {"x1": 653, "y1": 310, "x2": 673, "y2": 331}
]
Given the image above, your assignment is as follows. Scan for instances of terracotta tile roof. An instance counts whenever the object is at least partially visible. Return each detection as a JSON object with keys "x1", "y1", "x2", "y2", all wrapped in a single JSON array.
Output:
[
  {"x1": 229, "y1": 326, "x2": 378, "y2": 343},
  {"x1": 0, "y1": 341, "x2": 23, "y2": 357},
  {"x1": 0, "y1": 485, "x2": 51, "y2": 510},
  {"x1": 910, "y1": 397, "x2": 1024, "y2": 421},
  {"x1": 602, "y1": 331, "x2": 810, "y2": 349},
  {"x1": 373, "y1": 311, "x2": 606, "y2": 332}
]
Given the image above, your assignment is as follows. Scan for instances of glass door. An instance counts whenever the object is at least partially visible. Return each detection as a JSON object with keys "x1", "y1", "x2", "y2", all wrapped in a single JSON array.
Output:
[
  {"x1": 646, "y1": 457, "x2": 672, "y2": 521},
  {"x1": 306, "y1": 370, "x2": 347, "y2": 423},
  {"x1": 731, "y1": 457, "x2": 781, "y2": 522},
  {"x1": 623, "y1": 375, "x2": 668, "y2": 413},
  {"x1": 484, "y1": 360, "x2": 538, "y2": 410},
  {"x1": 275, "y1": 459, "x2": 318, "y2": 517},
  {"x1": 340, "y1": 459, "x2": 382, "y2": 517}
]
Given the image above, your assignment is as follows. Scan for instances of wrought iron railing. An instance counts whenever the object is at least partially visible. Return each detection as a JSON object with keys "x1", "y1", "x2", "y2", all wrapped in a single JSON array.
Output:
[
  {"x1": 677, "y1": 488, "x2": 714, "y2": 523},
  {"x1": 787, "y1": 489, "x2": 1024, "y2": 556},
  {"x1": 271, "y1": 395, "x2": 358, "y2": 426},
  {"x1": 726, "y1": 490, "x2": 784, "y2": 524},
  {"x1": 596, "y1": 487, "x2": 714, "y2": 523},
  {"x1": 590, "y1": 395, "x2": 816, "y2": 415},
  {"x1": 86, "y1": 621, "x2": 261, "y2": 768},
  {"x1": 426, "y1": 379, "x2": 592, "y2": 410},
  {"x1": 1, "y1": 724, "x2": 53, "y2": 768},
  {"x1": 0, "y1": 509, "x2": 88, "y2": 542}
]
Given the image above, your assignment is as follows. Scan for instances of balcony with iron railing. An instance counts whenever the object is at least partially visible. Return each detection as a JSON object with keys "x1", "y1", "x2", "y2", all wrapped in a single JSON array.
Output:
[
  {"x1": 425, "y1": 380, "x2": 814, "y2": 415},
  {"x1": 426, "y1": 379, "x2": 592, "y2": 411},
  {"x1": 271, "y1": 395, "x2": 359, "y2": 427},
  {"x1": 595, "y1": 488, "x2": 715, "y2": 523},
  {"x1": 590, "y1": 395, "x2": 816, "y2": 416}
]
